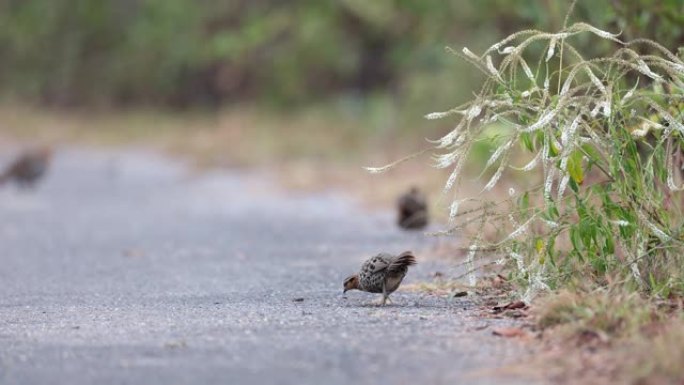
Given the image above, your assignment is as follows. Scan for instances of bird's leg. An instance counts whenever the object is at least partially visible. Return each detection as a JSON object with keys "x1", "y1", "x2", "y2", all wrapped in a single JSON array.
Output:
[
  {"x1": 381, "y1": 282, "x2": 389, "y2": 306},
  {"x1": 370, "y1": 284, "x2": 389, "y2": 306}
]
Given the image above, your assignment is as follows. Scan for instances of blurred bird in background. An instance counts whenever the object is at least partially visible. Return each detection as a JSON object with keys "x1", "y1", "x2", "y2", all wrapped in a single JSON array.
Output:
[
  {"x1": 397, "y1": 186, "x2": 428, "y2": 230},
  {"x1": 0, "y1": 146, "x2": 53, "y2": 189}
]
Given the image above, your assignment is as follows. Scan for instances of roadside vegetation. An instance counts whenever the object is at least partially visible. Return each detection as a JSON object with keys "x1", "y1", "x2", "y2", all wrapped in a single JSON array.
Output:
[
  {"x1": 412, "y1": 3, "x2": 684, "y2": 300},
  {"x1": 382, "y1": 2, "x2": 683, "y2": 383}
]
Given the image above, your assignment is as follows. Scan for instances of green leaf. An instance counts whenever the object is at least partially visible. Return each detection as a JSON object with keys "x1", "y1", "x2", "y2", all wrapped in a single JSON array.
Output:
[
  {"x1": 604, "y1": 233, "x2": 615, "y2": 254},
  {"x1": 549, "y1": 140, "x2": 560, "y2": 157},
  {"x1": 521, "y1": 132, "x2": 534, "y2": 152},
  {"x1": 570, "y1": 227, "x2": 581, "y2": 251},
  {"x1": 547, "y1": 203, "x2": 560, "y2": 220},
  {"x1": 519, "y1": 191, "x2": 529, "y2": 212},
  {"x1": 579, "y1": 218, "x2": 593, "y2": 249},
  {"x1": 567, "y1": 150, "x2": 584, "y2": 184}
]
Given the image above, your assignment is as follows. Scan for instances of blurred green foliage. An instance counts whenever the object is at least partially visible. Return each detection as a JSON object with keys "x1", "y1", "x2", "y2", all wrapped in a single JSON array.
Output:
[{"x1": 0, "y1": 0, "x2": 681, "y2": 108}]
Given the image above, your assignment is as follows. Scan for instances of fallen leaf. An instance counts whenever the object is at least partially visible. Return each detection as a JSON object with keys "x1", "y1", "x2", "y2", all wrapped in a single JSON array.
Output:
[
  {"x1": 452, "y1": 291, "x2": 468, "y2": 298},
  {"x1": 292, "y1": 297, "x2": 305, "y2": 302},
  {"x1": 473, "y1": 323, "x2": 489, "y2": 331},
  {"x1": 484, "y1": 299, "x2": 499, "y2": 307},
  {"x1": 492, "y1": 327, "x2": 526, "y2": 338},
  {"x1": 493, "y1": 300, "x2": 527, "y2": 313},
  {"x1": 492, "y1": 274, "x2": 508, "y2": 288},
  {"x1": 503, "y1": 309, "x2": 528, "y2": 318},
  {"x1": 506, "y1": 300, "x2": 526, "y2": 309}
]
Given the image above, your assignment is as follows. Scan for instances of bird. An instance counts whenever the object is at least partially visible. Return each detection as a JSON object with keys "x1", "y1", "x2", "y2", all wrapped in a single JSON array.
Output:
[
  {"x1": 397, "y1": 186, "x2": 428, "y2": 230},
  {"x1": 343, "y1": 251, "x2": 417, "y2": 305},
  {"x1": 0, "y1": 146, "x2": 53, "y2": 189}
]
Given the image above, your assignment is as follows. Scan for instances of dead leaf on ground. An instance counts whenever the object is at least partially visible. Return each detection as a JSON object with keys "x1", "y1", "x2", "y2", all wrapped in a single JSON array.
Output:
[
  {"x1": 472, "y1": 323, "x2": 489, "y2": 331},
  {"x1": 503, "y1": 309, "x2": 528, "y2": 318},
  {"x1": 492, "y1": 274, "x2": 508, "y2": 288},
  {"x1": 483, "y1": 298, "x2": 500, "y2": 307},
  {"x1": 492, "y1": 300, "x2": 527, "y2": 313},
  {"x1": 492, "y1": 327, "x2": 527, "y2": 338}
]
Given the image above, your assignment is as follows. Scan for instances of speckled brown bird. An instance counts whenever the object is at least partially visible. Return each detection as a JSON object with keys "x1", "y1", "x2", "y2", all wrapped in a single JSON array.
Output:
[
  {"x1": 397, "y1": 186, "x2": 428, "y2": 230},
  {"x1": 0, "y1": 146, "x2": 53, "y2": 188},
  {"x1": 343, "y1": 251, "x2": 417, "y2": 305}
]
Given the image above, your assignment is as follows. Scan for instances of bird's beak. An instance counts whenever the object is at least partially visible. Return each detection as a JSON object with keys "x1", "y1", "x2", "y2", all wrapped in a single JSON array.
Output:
[{"x1": 343, "y1": 288, "x2": 348, "y2": 294}]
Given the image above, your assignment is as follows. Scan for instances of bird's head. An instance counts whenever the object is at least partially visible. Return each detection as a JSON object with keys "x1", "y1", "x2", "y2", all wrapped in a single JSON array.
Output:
[{"x1": 343, "y1": 274, "x2": 359, "y2": 293}]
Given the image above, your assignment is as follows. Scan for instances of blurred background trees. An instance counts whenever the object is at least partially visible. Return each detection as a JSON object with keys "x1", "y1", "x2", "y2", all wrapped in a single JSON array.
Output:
[{"x1": 0, "y1": 0, "x2": 681, "y2": 110}]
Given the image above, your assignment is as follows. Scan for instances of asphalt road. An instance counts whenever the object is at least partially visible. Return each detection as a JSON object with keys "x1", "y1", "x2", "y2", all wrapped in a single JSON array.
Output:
[{"x1": 0, "y1": 148, "x2": 534, "y2": 385}]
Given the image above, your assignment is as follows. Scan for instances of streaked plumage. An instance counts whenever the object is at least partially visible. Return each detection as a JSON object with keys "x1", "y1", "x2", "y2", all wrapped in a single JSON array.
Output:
[
  {"x1": 397, "y1": 186, "x2": 428, "y2": 230},
  {"x1": 343, "y1": 251, "x2": 417, "y2": 305}
]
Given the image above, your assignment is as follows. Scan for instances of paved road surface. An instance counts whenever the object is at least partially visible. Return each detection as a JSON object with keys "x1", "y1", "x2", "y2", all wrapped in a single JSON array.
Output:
[{"x1": 0, "y1": 148, "x2": 533, "y2": 384}]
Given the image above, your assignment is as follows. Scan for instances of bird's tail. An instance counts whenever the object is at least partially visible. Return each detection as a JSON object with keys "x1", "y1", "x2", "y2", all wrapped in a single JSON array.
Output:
[{"x1": 389, "y1": 251, "x2": 417, "y2": 272}]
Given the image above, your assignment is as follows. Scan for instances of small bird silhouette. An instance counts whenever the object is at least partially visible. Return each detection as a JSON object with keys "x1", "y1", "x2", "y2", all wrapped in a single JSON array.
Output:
[
  {"x1": 343, "y1": 251, "x2": 417, "y2": 305},
  {"x1": 397, "y1": 186, "x2": 428, "y2": 230},
  {"x1": 0, "y1": 146, "x2": 53, "y2": 189}
]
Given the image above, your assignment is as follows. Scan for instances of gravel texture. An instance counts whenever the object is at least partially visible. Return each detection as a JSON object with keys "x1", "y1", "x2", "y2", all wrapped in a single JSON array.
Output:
[{"x1": 0, "y1": 148, "x2": 535, "y2": 384}]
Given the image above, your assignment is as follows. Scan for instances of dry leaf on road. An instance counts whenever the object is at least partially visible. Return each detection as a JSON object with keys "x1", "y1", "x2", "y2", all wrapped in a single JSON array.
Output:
[{"x1": 492, "y1": 327, "x2": 527, "y2": 338}]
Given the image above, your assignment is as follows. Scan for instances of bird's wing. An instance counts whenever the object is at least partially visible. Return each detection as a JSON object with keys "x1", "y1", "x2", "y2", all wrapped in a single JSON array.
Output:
[{"x1": 361, "y1": 254, "x2": 392, "y2": 275}]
